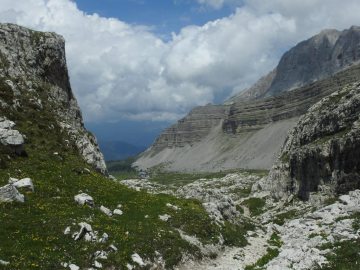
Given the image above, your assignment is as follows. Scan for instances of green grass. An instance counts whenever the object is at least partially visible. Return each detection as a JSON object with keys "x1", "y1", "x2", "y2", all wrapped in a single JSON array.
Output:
[
  {"x1": 268, "y1": 233, "x2": 282, "y2": 248},
  {"x1": 241, "y1": 197, "x2": 266, "y2": 216},
  {"x1": 316, "y1": 239, "x2": 360, "y2": 270},
  {"x1": 244, "y1": 248, "x2": 279, "y2": 270},
  {"x1": 221, "y1": 220, "x2": 255, "y2": 247},
  {"x1": 148, "y1": 169, "x2": 268, "y2": 187},
  {"x1": 0, "y1": 140, "x2": 223, "y2": 269},
  {"x1": 273, "y1": 209, "x2": 299, "y2": 226}
]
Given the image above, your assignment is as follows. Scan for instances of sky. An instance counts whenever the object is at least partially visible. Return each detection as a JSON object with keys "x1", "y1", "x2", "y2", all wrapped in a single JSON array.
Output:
[{"x1": 1, "y1": 0, "x2": 360, "y2": 147}]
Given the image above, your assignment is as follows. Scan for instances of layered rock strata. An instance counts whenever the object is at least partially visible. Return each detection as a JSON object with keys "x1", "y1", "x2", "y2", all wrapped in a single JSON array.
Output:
[{"x1": 266, "y1": 81, "x2": 360, "y2": 200}]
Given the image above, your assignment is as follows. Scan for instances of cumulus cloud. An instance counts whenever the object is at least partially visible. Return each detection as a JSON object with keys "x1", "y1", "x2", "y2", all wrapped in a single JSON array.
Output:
[{"x1": 0, "y1": 0, "x2": 360, "y2": 122}]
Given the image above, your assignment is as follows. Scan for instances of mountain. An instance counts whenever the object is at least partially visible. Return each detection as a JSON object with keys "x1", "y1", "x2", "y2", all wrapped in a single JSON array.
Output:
[
  {"x1": 135, "y1": 26, "x2": 360, "y2": 172},
  {"x1": 229, "y1": 26, "x2": 360, "y2": 103},
  {"x1": 98, "y1": 140, "x2": 145, "y2": 161}
]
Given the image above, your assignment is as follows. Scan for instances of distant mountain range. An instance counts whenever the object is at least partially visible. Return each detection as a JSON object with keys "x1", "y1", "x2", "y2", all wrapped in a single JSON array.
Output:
[{"x1": 98, "y1": 140, "x2": 145, "y2": 161}]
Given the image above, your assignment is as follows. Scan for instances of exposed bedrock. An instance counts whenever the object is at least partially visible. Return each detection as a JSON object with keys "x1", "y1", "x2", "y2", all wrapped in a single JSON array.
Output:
[{"x1": 266, "y1": 81, "x2": 360, "y2": 200}]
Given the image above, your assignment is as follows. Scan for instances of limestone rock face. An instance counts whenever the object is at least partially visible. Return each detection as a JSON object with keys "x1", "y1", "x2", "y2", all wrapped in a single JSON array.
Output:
[
  {"x1": 0, "y1": 23, "x2": 106, "y2": 174},
  {"x1": 225, "y1": 69, "x2": 277, "y2": 104},
  {"x1": 151, "y1": 104, "x2": 229, "y2": 151},
  {"x1": 267, "y1": 82, "x2": 360, "y2": 200},
  {"x1": 229, "y1": 26, "x2": 360, "y2": 102}
]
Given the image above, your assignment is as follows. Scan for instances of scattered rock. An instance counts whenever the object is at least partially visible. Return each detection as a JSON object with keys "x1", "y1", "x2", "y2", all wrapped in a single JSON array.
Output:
[
  {"x1": 74, "y1": 193, "x2": 94, "y2": 207},
  {"x1": 131, "y1": 253, "x2": 145, "y2": 267},
  {"x1": 98, "y1": 232, "x2": 109, "y2": 243},
  {"x1": 94, "y1": 250, "x2": 108, "y2": 260},
  {"x1": 64, "y1": 226, "x2": 71, "y2": 235},
  {"x1": 109, "y1": 244, "x2": 118, "y2": 252},
  {"x1": 0, "y1": 184, "x2": 24, "y2": 203},
  {"x1": 113, "y1": 209, "x2": 123, "y2": 215},
  {"x1": 10, "y1": 177, "x2": 34, "y2": 192},
  {"x1": 72, "y1": 222, "x2": 93, "y2": 241},
  {"x1": 159, "y1": 214, "x2": 171, "y2": 222},
  {"x1": 0, "y1": 118, "x2": 24, "y2": 146},
  {"x1": 0, "y1": 260, "x2": 10, "y2": 266},
  {"x1": 68, "y1": 264, "x2": 80, "y2": 270},
  {"x1": 93, "y1": 260, "x2": 102, "y2": 268},
  {"x1": 100, "y1": 205, "x2": 112, "y2": 217},
  {"x1": 166, "y1": 203, "x2": 180, "y2": 211}
]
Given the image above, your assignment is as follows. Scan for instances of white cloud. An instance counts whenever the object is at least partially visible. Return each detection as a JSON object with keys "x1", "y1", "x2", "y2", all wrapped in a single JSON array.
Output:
[
  {"x1": 196, "y1": 0, "x2": 227, "y2": 9},
  {"x1": 0, "y1": 0, "x2": 360, "y2": 122}
]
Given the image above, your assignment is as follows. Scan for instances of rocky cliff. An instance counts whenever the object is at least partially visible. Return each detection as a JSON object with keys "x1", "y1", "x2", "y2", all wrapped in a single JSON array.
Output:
[
  {"x1": 265, "y1": 81, "x2": 360, "y2": 201},
  {"x1": 136, "y1": 26, "x2": 360, "y2": 173},
  {"x1": 0, "y1": 23, "x2": 107, "y2": 174},
  {"x1": 229, "y1": 26, "x2": 360, "y2": 103}
]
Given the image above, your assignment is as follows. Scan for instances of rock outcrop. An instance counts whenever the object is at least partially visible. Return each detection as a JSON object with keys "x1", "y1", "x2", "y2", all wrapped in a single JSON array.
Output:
[
  {"x1": 267, "y1": 81, "x2": 360, "y2": 200},
  {"x1": 0, "y1": 23, "x2": 106, "y2": 174}
]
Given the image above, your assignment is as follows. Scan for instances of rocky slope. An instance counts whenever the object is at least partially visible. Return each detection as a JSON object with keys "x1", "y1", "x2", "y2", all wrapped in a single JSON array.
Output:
[
  {"x1": 264, "y1": 81, "x2": 360, "y2": 201},
  {"x1": 120, "y1": 171, "x2": 360, "y2": 270},
  {"x1": 0, "y1": 23, "x2": 106, "y2": 174},
  {"x1": 135, "y1": 64, "x2": 360, "y2": 172}
]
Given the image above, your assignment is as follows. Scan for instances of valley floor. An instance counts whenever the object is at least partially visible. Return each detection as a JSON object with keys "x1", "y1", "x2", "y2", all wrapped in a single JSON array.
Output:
[{"x1": 121, "y1": 172, "x2": 360, "y2": 270}]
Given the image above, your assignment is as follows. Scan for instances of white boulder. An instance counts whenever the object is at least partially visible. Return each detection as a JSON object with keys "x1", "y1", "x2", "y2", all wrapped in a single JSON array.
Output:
[
  {"x1": 131, "y1": 253, "x2": 145, "y2": 267},
  {"x1": 64, "y1": 226, "x2": 71, "y2": 235},
  {"x1": 0, "y1": 129, "x2": 24, "y2": 146},
  {"x1": 73, "y1": 222, "x2": 93, "y2": 241},
  {"x1": 0, "y1": 184, "x2": 24, "y2": 203},
  {"x1": 98, "y1": 232, "x2": 109, "y2": 243},
  {"x1": 74, "y1": 193, "x2": 94, "y2": 207},
  {"x1": 159, "y1": 214, "x2": 171, "y2": 222},
  {"x1": 10, "y1": 178, "x2": 34, "y2": 192},
  {"x1": 113, "y1": 209, "x2": 123, "y2": 216},
  {"x1": 93, "y1": 260, "x2": 102, "y2": 268},
  {"x1": 68, "y1": 264, "x2": 80, "y2": 270},
  {"x1": 0, "y1": 260, "x2": 10, "y2": 266},
  {"x1": 166, "y1": 203, "x2": 180, "y2": 211},
  {"x1": 100, "y1": 205, "x2": 112, "y2": 217}
]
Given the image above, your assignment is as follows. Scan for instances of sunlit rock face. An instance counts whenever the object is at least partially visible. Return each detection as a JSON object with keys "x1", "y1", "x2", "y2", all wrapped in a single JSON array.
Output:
[{"x1": 0, "y1": 23, "x2": 107, "y2": 174}]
